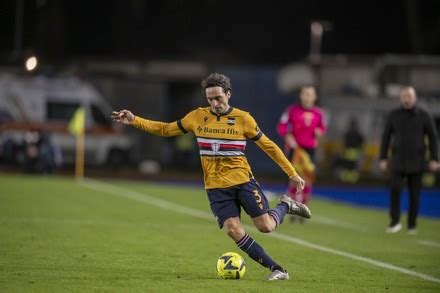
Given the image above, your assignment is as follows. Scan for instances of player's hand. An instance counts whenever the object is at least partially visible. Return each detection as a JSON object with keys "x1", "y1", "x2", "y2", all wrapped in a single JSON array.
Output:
[
  {"x1": 111, "y1": 110, "x2": 135, "y2": 125},
  {"x1": 285, "y1": 134, "x2": 298, "y2": 149},
  {"x1": 289, "y1": 175, "x2": 305, "y2": 193},
  {"x1": 379, "y1": 159, "x2": 388, "y2": 171},
  {"x1": 428, "y1": 160, "x2": 440, "y2": 172},
  {"x1": 315, "y1": 128, "x2": 323, "y2": 138}
]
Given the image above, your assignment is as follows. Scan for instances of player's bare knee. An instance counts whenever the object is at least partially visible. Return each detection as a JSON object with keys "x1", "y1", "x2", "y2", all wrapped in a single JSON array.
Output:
[
  {"x1": 226, "y1": 228, "x2": 240, "y2": 239},
  {"x1": 226, "y1": 225, "x2": 242, "y2": 238},
  {"x1": 224, "y1": 219, "x2": 244, "y2": 240},
  {"x1": 256, "y1": 222, "x2": 275, "y2": 233}
]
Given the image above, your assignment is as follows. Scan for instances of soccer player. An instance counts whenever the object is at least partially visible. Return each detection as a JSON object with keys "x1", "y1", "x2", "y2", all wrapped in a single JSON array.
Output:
[
  {"x1": 277, "y1": 86, "x2": 325, "y2": 216},
  {"x1": 111, "y1": 73, "x2": 311, "y2": 281}
]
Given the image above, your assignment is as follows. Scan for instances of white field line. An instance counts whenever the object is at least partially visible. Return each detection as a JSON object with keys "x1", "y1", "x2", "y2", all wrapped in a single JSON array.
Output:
[
  {"x1": 312, "y1": 215, "x2": 368, "y2": 231},
  {"x1": 79, "y1": 178, "x2": 440, "y2": 284},
  {"x1": 264, "y1": 190, "x2": 367, "y2": 231},
  {"x1": 0, "y1": 217, "x2": 160, "y2": 228},
  {"x1": 418, "y1": 240, "x2": 440, "y2": 249}
]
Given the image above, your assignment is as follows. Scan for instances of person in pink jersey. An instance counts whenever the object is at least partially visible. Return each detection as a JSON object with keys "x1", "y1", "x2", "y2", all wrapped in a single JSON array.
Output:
[{"x1": 277, "y1": 86, "x2": 326, "y2": 219}]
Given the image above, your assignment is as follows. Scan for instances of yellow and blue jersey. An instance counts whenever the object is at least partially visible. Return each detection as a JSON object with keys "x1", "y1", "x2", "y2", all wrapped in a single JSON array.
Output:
[{"x1": 133, "y1": 107, "x2": 297, "y2": 189}]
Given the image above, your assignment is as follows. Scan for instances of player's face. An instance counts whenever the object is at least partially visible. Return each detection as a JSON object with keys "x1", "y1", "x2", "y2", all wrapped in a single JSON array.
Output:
[
  {"x1": 206, "y1": 86, "x2": 231, "y2": 115},
  {"x1": 399, "y1": 88, "x2": 417, "y2": 109},
  {"x1": 300, "y1": 87, "x2": 317, "y2": 109}
]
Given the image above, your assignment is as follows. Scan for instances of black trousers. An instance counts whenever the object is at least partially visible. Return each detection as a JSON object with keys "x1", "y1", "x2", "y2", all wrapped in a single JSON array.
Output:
[{"x1": 389, "y1": 172, "x2": 422, "y2": 229}]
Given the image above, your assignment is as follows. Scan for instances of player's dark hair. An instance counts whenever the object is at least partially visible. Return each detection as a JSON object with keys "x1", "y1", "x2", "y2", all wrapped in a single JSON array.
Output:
[{"x1": 201, "y1": 73, "x2": 232, "y2": 95}]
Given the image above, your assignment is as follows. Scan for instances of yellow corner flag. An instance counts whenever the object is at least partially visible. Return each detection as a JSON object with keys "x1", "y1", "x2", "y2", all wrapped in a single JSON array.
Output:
[
  {"x1": 68, "y1": 107, "x2": 86, "y2": 180},
  {"x1": 68, "y1": 107, "x2": 85, "y2": 135}
]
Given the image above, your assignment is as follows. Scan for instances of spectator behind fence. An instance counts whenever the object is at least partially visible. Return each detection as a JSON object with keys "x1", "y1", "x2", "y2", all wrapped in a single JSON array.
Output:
[
  {"x1": 380, "y1": 86, "x2": 439, "y2": 235},
  {"x1": 339, "y1": 117, "x2": 364, "y2": 183},
  {"x1": 36, "y1": 132, "x2": 63, "y2": 174}
]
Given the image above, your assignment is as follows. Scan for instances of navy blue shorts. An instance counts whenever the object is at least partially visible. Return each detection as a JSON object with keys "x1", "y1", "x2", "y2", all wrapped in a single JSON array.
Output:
[{"x1": 206, "y1": 179, "x2": 270, "y2": 228}]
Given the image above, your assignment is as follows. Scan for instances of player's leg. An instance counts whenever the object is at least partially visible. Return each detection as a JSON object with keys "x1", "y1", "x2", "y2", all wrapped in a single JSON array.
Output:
[
  {"x1": 287, "y1": 181, "x2": 299, "y2": 200},
  {"x1": 406, "y1": 172, "x2": 422, "y2": 232},
  {"x1": 223, "y1": 217, "x2": 288, "y2": 280},
  {"x1": 238, "y1": 179, "x2": 311, "y2": 231},
  {"x1": 386, "y1": 171, "x2": 404, "y2": 232},
  {"x1": 222, "y1": 217, "x2": 245, "y2": 241},
  {"x1": 237, "y1": 179, "x2": 289, "y2": 231},
  {"x1": 206, "y1": 187, "x2": 279, "y2": 275},
  {"x1": 233, "y1": 180, "x2": 290, "y2": 280},
  {"x1": 301, "y1": 147, "x2": 316, "y2": 206},
  {"x1": 302, "y1": 183, "x2": 312, "y2": 204}
]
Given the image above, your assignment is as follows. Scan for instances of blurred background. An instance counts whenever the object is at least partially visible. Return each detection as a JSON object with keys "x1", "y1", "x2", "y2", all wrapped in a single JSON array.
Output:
[{"x1": 0, "y1": 0, "x2": 439, "y2": 192}]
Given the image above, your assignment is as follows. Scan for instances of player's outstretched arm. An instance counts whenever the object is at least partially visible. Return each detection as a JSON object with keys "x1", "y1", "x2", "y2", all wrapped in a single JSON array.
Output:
[
  {"x1": 112, "y1": 109, "x2": 192, "y2": 137},
  {"x1": 111, "y1": 110, "x2": 135, "y2": 125},
  {"x1": 254, "y1": 134, "x2": 305, "y2": 192},
  {"x1": 245, "y1": 112, "x2": 305, "y2": 192}
]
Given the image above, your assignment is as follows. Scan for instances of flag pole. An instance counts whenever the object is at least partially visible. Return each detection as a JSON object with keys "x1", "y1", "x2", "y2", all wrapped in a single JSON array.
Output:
[
  {"x1": 69, "y1": 107, "x2": 86, "y2": 180},
  {"x1": 75, "y1": 129, "x2": 85, "y2": 180}
]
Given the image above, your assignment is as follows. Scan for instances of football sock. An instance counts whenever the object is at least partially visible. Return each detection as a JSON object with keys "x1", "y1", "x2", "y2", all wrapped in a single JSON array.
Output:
[
  {"x1": 268, "y1": 202, "x2": 289, "y2": 227},
  {"x1": 236, "y1": 234, "x2": 284, "y2": 272}
]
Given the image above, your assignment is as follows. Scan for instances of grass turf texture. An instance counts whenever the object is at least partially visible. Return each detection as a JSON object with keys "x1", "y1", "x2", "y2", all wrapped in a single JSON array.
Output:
[{"x1": 0, "y1": 174, "x2": 439, "y2": 292}]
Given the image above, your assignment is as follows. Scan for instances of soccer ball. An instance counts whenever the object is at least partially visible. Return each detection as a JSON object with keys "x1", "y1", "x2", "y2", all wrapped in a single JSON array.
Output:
[{"x1": 216, "y1": 252, "x2": 246, "y2": 279}]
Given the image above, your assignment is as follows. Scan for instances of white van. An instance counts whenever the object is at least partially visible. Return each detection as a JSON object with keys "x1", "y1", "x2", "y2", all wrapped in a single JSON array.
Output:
[{"x1": 0, "y1": 73, "x2": 131, "y2": 166}]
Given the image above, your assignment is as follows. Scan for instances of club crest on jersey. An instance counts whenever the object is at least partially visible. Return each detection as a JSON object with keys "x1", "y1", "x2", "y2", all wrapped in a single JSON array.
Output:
[
  {"x1": 211, "y1": 142, "x2": 220, "y2": 153},
  {"x1": 227, "y1": 117, "x2": 236, "y2": 125}
]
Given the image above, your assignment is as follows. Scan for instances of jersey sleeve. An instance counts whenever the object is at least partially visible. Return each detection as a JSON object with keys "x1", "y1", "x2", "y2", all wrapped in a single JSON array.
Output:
[
  {"x1": 316, "y1": 109, "x2": 326, "y2": 133},
  {"x1": 277, "y1": 106, "x2": 291, "y2": 137},
  {"x1": 177, "y1": 109, "x2": 198, "y2": 133},
  {"x1": 254, "y1": 134, "x2": 298, "y2": 178},
  {"x1": 132, "y1": 109, "x2": 197, "y2": 137},
  {"x1": 244, "y1": 112, "x2": 298, "y2": 178},
  {"x1": 244, "y1": 113, "x2": 263, "y2": 141}
]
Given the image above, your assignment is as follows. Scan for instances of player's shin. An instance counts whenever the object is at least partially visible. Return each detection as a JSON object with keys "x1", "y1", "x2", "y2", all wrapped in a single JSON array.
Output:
[
  {"x1": 268, "y1": 202, "x2": 289, "y2": 227},
  {"x1": 235, "y1": 234, "x2": 284, "y2": 272}
]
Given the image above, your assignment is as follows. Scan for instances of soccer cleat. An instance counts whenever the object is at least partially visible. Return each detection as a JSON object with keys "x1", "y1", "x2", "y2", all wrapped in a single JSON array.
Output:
[
  {"x1": 266, "y1": 269, "x2": 289, "y2": 281},
  {"x1": 385, "y1": 223, "x2": 402, "y2": 233},
  {"x1": 278, "y1": 195, "x2": 312, "y2": 219},
  {"x1": 407, "y1": 228, "x2": 417, "y2": 235}
]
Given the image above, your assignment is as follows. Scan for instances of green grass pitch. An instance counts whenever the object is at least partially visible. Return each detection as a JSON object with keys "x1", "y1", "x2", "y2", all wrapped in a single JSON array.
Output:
[{"x1": 0, "y1": 174, "x2": 439, "y2": 292}]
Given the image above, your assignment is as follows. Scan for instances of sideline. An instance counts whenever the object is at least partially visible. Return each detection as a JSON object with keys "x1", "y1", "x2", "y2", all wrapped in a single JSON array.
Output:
[
  {"x1": 312, "y1": 215, "x2": 368, "y2": 231},
  {"x1": 418, "y1": 240, "x2": 440, "y2": 249}
]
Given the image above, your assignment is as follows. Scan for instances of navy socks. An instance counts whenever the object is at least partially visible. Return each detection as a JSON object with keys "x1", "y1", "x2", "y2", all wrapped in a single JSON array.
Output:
[{"x1": 236, "y1": 234, "x2": 284, "y2": 272}]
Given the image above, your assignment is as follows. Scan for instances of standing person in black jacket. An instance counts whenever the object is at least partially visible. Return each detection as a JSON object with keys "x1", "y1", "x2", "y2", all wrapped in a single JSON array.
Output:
[{"x1": 380, "y1": 86, "x2": 439, "y2": 234}]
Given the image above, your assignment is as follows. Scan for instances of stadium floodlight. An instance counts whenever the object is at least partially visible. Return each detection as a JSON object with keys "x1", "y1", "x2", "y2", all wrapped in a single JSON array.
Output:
[
  {"x1": 310, "y1": 20, "x2": 332, "y2": 65},
  {"x1": 25, "y1": 56, "x2": 38, "y2": 71}
]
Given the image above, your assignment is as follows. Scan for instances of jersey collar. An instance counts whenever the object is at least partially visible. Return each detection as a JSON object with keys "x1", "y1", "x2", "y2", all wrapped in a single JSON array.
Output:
[{"x1": 210, "y1": 107, "x2": 233, "y2": 117}]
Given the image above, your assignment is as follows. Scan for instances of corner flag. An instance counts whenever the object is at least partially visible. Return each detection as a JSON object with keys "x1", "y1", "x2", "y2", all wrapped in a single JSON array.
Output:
[
  {"x1": 68, "y1": 107, "x2": 86, "y2": 179},
  {"x1": 68, "y1": 107, "x2": 85, "y2": 135}
]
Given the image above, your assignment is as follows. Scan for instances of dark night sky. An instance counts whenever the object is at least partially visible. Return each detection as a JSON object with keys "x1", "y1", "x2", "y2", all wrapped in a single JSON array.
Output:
[{"x1": 1, "y1": 0, "x2": 440, "y2": 65}]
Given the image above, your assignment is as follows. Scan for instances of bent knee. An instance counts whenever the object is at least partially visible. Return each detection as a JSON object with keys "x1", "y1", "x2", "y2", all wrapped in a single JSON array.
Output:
[
  {"x1": 226, "y1": 228, "x2": 242, "y2": 239},
  {"x1": 256, "y1": 223, "x2": 275, "y2": 233},
  {"x1": 224, "y1": 219, "x2": 245, "y2": 240}
]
